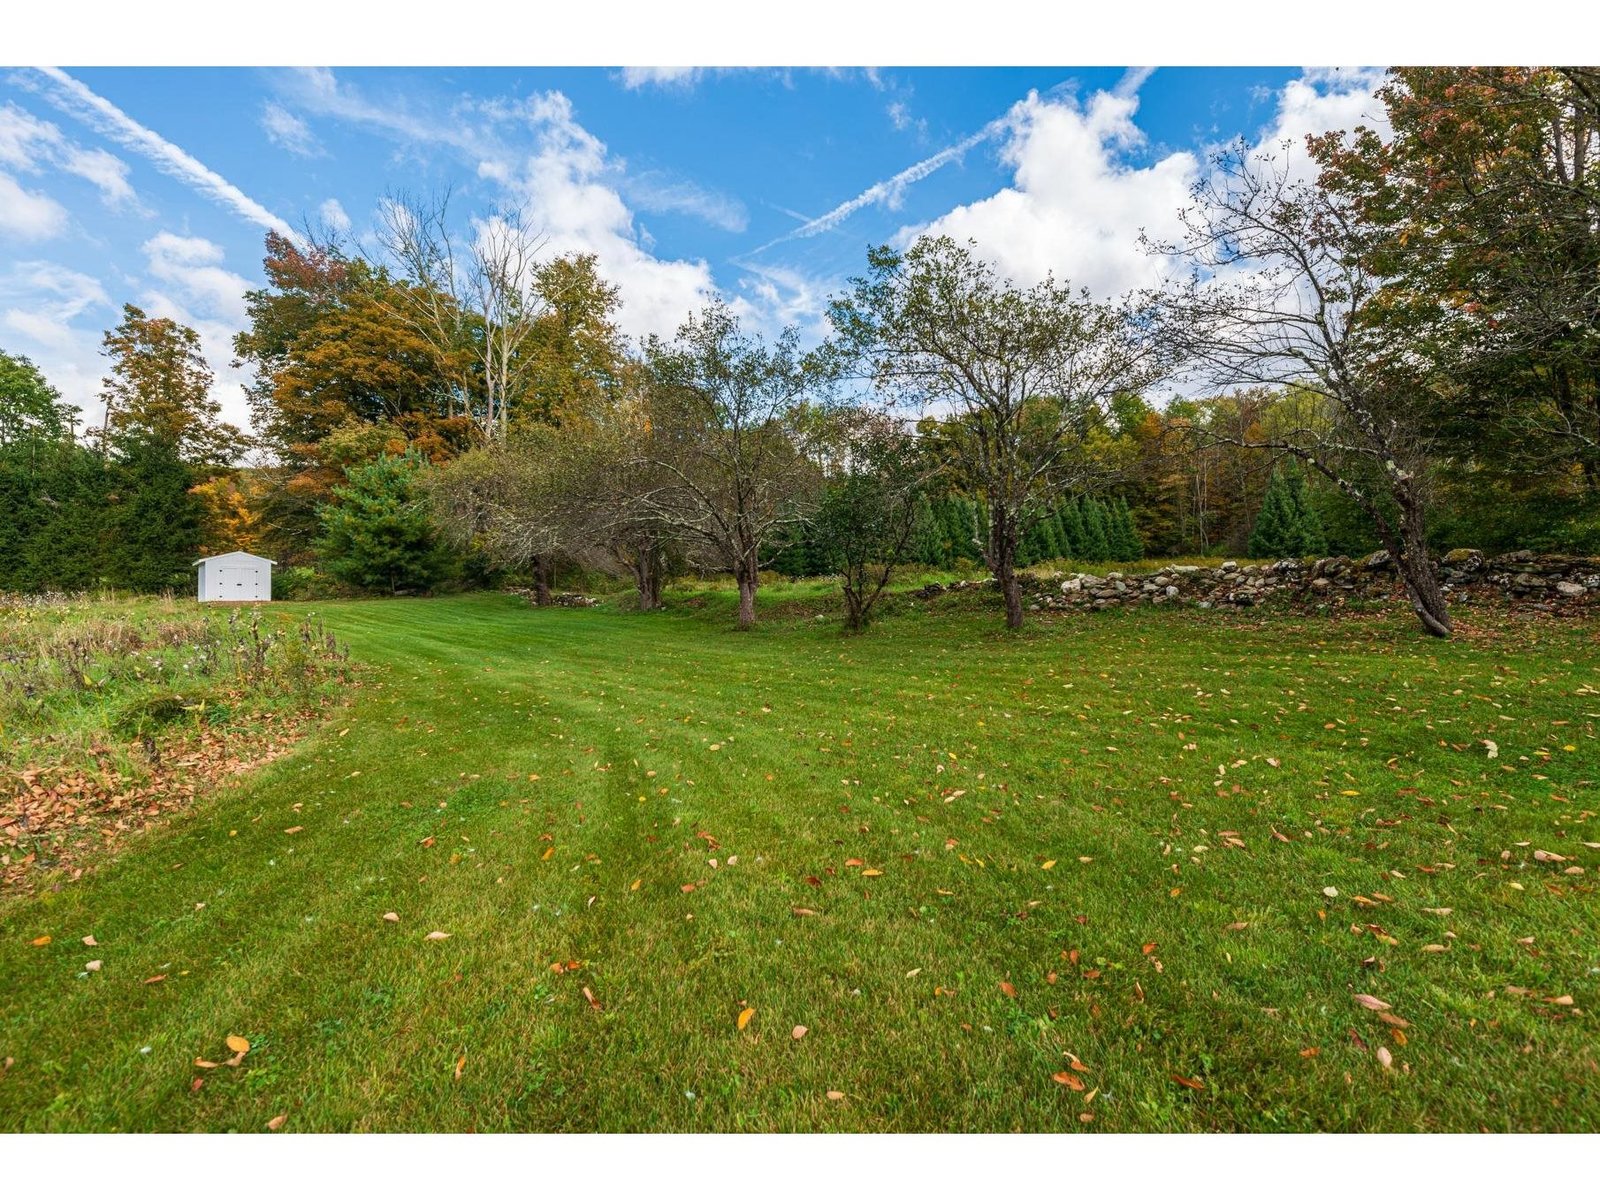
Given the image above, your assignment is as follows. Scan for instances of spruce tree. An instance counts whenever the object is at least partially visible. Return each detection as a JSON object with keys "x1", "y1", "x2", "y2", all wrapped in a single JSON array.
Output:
[
  {"x1": 105, "y1": 434, "x2": 203, "y2": 592},
  {"x1": 318, "y1": 450, "x2": 449, "y2": 593},
  {"x1": 1080, "y1": 497, "x2": 1111, "y2": 561},
  {"x1": 1060, "y1": 497, "x2": 1087, "y2": 559},
  {"x1": 1051, "y1": 506, "x2": 1073, "y2": 559},
  {"x1": 1282, "y1": 461, "x2": 1328, "y2": 556},
  {"x1": 1113, "y1": 497, "x2": 1145, "y2": 560},
  {"x1": 911, "y1": 495, "x2": 944, "y2": 566}
]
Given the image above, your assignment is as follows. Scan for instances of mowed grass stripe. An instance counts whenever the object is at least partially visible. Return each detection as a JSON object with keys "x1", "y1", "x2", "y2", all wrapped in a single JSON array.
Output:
[{"x1": 1, "y1": 593, "x2": 1594, "y2": 1131}]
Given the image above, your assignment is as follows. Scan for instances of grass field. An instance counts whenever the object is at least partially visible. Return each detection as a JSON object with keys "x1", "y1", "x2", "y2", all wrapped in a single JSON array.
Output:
[{"x1": 1, "y1": 588, "x2": 1596, "y2": 1132}]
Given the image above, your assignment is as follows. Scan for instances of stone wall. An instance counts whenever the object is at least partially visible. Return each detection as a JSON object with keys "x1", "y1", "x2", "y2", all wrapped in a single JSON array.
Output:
[{"x1": 912, "y1": 550, "x2": 1600, "y2": 615}]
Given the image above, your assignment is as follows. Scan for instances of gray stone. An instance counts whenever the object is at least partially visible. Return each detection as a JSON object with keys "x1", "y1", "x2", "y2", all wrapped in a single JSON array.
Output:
[{"x1": 1556, "y1": 581, "x2": 1586, "y2": 598}]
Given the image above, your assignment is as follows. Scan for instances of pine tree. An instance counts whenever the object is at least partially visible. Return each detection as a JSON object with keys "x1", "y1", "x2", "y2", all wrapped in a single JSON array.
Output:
[
  {"x1": 1249, "y1": 463, "x2": 1327, "y2": 558},
  {"x1": 104, "y1": 434, "x2": 203, "y2": 592},
  {"x1": 1112, "y1": 497, "x2": 1144, "y2": 560},
  {"x1": 1050, "y1": 506, "x2": 1073, "y2": 559},
  {"x1": 1060, "y1": 497, "x2": 1087, "y2": 559},
  {"x1": 1080, "y1": 497, "x2": 1112, "y2": 561},
  {"x1": 911, "y1": 495, "x2": 945, "y2": 566},
  {"x1": 318, "y1": 451, "x2": 450, "y2": 593}
]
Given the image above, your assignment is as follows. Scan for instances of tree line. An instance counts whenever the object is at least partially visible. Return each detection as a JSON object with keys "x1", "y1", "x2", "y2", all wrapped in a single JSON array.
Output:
[{"x1": 2, "y1": 67, "x2": 1596, "y2": 636}]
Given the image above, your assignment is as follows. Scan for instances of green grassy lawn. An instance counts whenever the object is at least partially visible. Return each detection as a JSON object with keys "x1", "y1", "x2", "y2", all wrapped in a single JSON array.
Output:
[{"x1": 1, "y1": 589, "x2": 1596, "y2": 1132}]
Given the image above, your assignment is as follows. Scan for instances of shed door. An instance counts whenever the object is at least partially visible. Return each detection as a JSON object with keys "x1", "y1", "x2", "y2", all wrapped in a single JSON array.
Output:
[{"x1": 219, "y1": 567, "x2": 248, "y2": 595}]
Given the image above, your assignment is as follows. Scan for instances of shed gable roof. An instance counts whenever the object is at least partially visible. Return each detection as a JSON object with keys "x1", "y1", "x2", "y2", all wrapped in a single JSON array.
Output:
[{"x1": 193, "y1": 551, "x2": 276, "y2": 566}]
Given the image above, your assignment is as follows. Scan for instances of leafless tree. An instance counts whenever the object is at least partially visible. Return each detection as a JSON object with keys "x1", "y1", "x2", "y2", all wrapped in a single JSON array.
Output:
[{"x1": 1150, "y1": 141, "x2": 1456, "y2": 637}]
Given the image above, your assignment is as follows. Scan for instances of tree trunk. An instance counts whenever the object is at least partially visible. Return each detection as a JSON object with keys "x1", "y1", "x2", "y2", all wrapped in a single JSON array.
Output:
[
  {"x1": 733, "y1": 546, "x2": 760, "y2": 630},
  {"x1": 990, "y1": 502, "x2": 1024, "y2": 629},
  {"x1": 531, "y1": 554, "x2": 551, "y2": 606},
  {"x1": 1390, "y1": 496, "x2": 1452, "y2": 638},
  {"x1": 634, "y1": 546, "x2": 663, "y2": 611}
]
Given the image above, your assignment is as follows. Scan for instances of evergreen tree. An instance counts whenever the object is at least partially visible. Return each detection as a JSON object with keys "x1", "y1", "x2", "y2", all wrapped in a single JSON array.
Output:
[
  {"x1": 1050, "y1": 506, "x2": 1073, "y2": 558},
  {"x1": 911, "y1": 495, "x2": 945, "y2": 566},
  {"x1": 104, "y1": 434, "x2": 203, "y2": 592},
  {"x1": 318, "y1": 451, "x2": 450, "y2": 593},
  {"x1": 1282, "y1": 462, "x2": 1328, "y2": 556},
  {"x1": 1249, "y1": 461, "x2": 1327, "y2": 558},
  {"x1": 1111, "y1": 496, "x2": 1144, "y2": 560},
  {"x1": 1060, "y1": 497, "x2": 1087, "y2": 559},
  {"x1": 1080, "y1": 497, "x2": 1112, "y2": 561}
]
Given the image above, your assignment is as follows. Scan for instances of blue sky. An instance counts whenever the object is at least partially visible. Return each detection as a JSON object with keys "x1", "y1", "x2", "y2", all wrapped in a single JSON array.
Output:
[{"x1": 0, "y1": 65, "x2": 1388, "y2": 432}]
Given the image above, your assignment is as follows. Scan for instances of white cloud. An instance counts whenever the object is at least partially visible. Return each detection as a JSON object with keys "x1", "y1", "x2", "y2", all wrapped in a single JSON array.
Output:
[
  {"x1": 0, "y1": 260, "x2": 112, "y2": 424},
  {"x1": 25, "y1": 67, "x2": 300, "y2": 243},
  {"x1": 898, "y1": 88, "x2": 1198, "y2": 298},
  {"x1": 617, "y1": 67, "x2": 706, "y2": 90},
  {"x1": 1249, "y1": 66, "x2": 1388, "y2": 175},
  {"x1": 870, "y1": 69, "x2": 1389, "y2": 303},
  {"x1": 484, "y1": 90, "x2": 716, "y2": 341},
  {"x1": 0, "y1": 171, "x2": 69, "y2": 239},
  {"x1": 0, "y1": 100, "x2": 138, "y2": 209},
  {"x1": 142, "y1": 232, "x2": 252, "y2": 327},
  {"x1": 621, "y1": 170, "x2": 748, "y2": 233},
  {"x1": 319, "y1": 197, "x2": 352, "y2": 233},
  {"x1": 261, "y1": 102, "x2": 323, "y2": 157}
]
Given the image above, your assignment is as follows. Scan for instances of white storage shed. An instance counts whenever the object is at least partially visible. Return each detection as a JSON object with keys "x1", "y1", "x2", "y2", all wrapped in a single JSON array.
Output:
[{"x1": 195, "y1": 551, "x2": 274, "y2": 602}]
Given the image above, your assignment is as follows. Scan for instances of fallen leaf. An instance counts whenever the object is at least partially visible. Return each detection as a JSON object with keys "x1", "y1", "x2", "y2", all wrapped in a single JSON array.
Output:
[
  {"x1": 826, "y1": 1090, "x2": 845, "y2": 1101},
  {"x1": 382, "y1": 912, "x2": 399, "y2": 922},
  {"x1": 1041, "y1": 860, "x2": 1056, "y2": 870},
  {"x1": 226, "y1": 1035, "x2": 250, "y2": 1054},
  {"x1": 584, "y1": 987, "x2": 602, "y2": 1011},
  {"x1": 85, "y1": 960, "x2": 101, "y2": 972},
  {"x1": 194, "y1": 1059, "x2": 219, "y2": 1069},
  {"x1": 1322, "y1": 887, "x2": 1339, "y2": 898},
  {"x1": 792, "y1": 1025, "x2": 808, "y2": 1040},
  {"x1": 191, "y1": 1077, "x2": 204, "y2": 1094},
  {"x1": 82, "y1": 935, "x2": 97, "y2": 947},
  {"x1": 1170, "y1": 1074, "x2": 1205, "y2": 1091},
  {"x1": 1375, "y1": 1046, "x2": 1394, "y2": 1070},
  {"x1": 30, "y1": 936, "x2": 51, "y2": 947},
  {"x1": 1375, "y1": 1012, "x2": 1410, "y2": 1029},
  {"x1": 630, "y1": 879, "x2": 642, "y2": 891},
  {"x1": 680, "y1": 883, "x2": 695, "y2": 894},
  {"x1": 844, "y1": 858, "x2": 864, "y2": 867},
  {"x1": 1353, "y1": 993, "x2": 1391, "y2": 1011},
  {"x1": 999, "y1": 980, "x2": 1018, "y2": 999},
  {"x1": 1224, "y1": 921, "x2": 1250, "y2": 932},
  {"x1": 455, "y1": 1054, "x2": 466, "y2": 1080},
  {"x1": 266, "y1": 1114, "x2": 287, "y2": 1131},
  {"x1": 1420, "y1": 944, "x2": 1447, "y2": 953},
  {"x1": 1051, "y1": 1070, "x2": 1086, "y2": 1090},
  {"x1": 1482, "y1": 740, "x2": 1499, "y2": 759},
  {"x1": 143, "y1": 975, "x2": 166, "y2": 985},
  {"x1": 737, "y1": 1006, "x2": 755, "y2": 1030},
  {"x1": 861, "y1": 868, "x2": 883, "y2": 878},
  {"x1": 1545, "y1": 995, "x2": 1575, "y2": 1006},
  {"x1": 283, "y1": 826, "x2": 303, "y2": 835},
  {"x1": 424, "y1": 931, "x2": 450, "y2": 941},
  {"x1": 791, "y1": 907, "x2": 818, "y2": 917}
]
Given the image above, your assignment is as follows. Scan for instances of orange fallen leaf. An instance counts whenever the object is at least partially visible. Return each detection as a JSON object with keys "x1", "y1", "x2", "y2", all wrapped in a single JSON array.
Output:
[
  {"x1": 680, "y1": 883, "x2": 696, "y2": 894},
  {"x1": 1142, "y1": 942, "x2": 1158, "y2": 955},
  {"x1": 226, "y1": 1035, "x2": 250, "y2": 1054},
  {"x1": 194, "y1": 1059, "x2": 219, "y2": 1069},
  {"x1": 266, "y1": 1114, "x2": 287, "y2": 1131},
  {"x1": 455, "y1": 1054, "x2": 466, "y2": 1080},
  {"x1": 826, "y1": 1090, "x2": 845, "y2": 1101},
  {"x1": 30, "y1": 936, "x2": 51, "y2": 947},
  {"x1": 190, "y1": 1077, "x2": 204, "y2": 1093},
  {"x1": 844, "y1": 858, "x2": 864, "y2": 867},
  {"x1": 737, "y1": 1007, "x2": 755, "y2": 1030},
  {"x1": 583, "y1": 987, "x2": 602, "y2": 1011},
  {"x1": 542, "y1": 847, "x2": 555, "y2": 861},
  {"x1": 791, "y1": 1025, "x2": 808, "y2": 1040},
  {"x1": 999, "y1": 980, "x2": 1018, "y2": 999},
  {"x1": 1051, "y1": 1070, "x2": 1085, "y2": 1090},
  {"x1": 1171, "y1": 1074, "x2": 1205, "y2": 1090},
  {"x1": 143, "y1": 975, "x2": 166, "y2": 985},
  {"x1": 1375, "y1": 1012, "x2": 1410, "y2": 1029}
]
